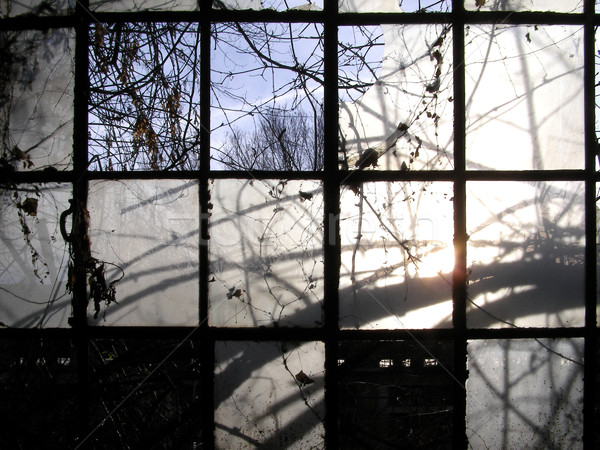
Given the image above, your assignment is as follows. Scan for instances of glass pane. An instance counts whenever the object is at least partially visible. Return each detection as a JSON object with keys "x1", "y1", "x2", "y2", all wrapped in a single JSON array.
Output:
[
  {"x1": 1, "y1": 29, "x2": 74, "y2": 171},
  {"x1": 467, "y1": 339, "x2": 584, "y2": 449},
  {"x1": 465, "y1": 0, "x2": 583, "y2": 12},
  {"x1": 340, "y1": 182, "x2": 454, "y2": 329},
  {"x1": 213, "y1": 0, "x2": 323, "y2": 11},
  {"x1": 339, "y1": 340, "x2": 454, "y2": 448},
  {"x1": 339, "y1": 24, "x2": 453, "y2": 171},
  {"x1": 466, "y1": 25, "x2": 584, "y2": 170},
  {"x1": 211, "y1": 23, "x2": 324, "y2": 171},
  {"x1": 340, "y1": 0, "x2": 451, "y2": 13},
  {"x1": 89, "y1": 339, "x2": 201, "y2": 448},
  {"x1": 215, "y1": 341, "x2": 325, "y2": 448},
  {"x1": 90, "y1": 0, "x2": 197, "y2": 11},
  {"x1": 209, "y1": 179, "x2": 323, "y2": 327},
  {"x1": 1, "y1": 338, "x2": 78, "y2": 448},
  {"x1": 0, "y1": 183, "x2": 71, "y2": 327},
  {"x1": 87, "y1": 180, "x2": 199, "y2": 325},
  {"x1": 0, "y1": 0, "x2": 74, "y2": 16},
  {"x1": 89, "y1": 23, "x2": 203, "y2": 171},
  {"x1": 467, "y1": 181, "x2": 585, "y2": 328}
]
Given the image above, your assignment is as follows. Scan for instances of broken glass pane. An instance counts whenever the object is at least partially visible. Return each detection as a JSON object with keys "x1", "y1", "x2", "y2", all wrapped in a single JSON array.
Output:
[
  {"x1": 340, "y1": 182, "x2": 454, "y2": 329},
  {"x1": 209, "y1": 179, "x2": 323, "y2": 327},
  {"x1": 87, "y1": 180, "x2": 199, "y2": 325},
  {"x1": 465, "y1": 0, "x2": 582, "y2": 12},
  {"x1": 215, "y1": 341, "x2": 325, "y2": 448},
  {"x1": 1, "y1": 29, "x2": 74, "y2": 171},
  {"x1": 465, "y1": 24, "x2": 584, "y2": 170},
  {"x1": 1, "y1": 338, "x2": 78, "y2": 448},
  {"x1": 339, "y1": 24, "x2": 453, "y2": 171},
  {"x1": 467, "y1": 181, "x2": 585, "y2": 328},
  {"x1": 0, "y1": 183, "x2": 71, "y2": 328},
  {"x1": 89, "y1": 339, "x2": 202, "y2": 448},
  {"x1": 89, "y1": 23, "x2": 203, "y2": 171},
  {"x1": 339, "y1": 340, "x2": 454, "y2": 448},
  {"x1": 211, "y1": 23, "x2": 324, "y2": 170},
  {"x1": 467, "y1": 338, "x2": 584, "y2": 449}
]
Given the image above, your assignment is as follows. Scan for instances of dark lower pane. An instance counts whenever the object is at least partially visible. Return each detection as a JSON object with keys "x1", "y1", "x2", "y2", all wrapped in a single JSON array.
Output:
[
  {"x1": 1, "y1": 338, "x2": 78, "y2": 448},
  {"x1": 339, "y1": 340, "x2": 454, "y2": 449},
  {"x1": 89, "y1": 339, "x2": 202, "y2": 449},
  {"x1": 467, "y1": 339, "x2": 583, "y2": 449}
]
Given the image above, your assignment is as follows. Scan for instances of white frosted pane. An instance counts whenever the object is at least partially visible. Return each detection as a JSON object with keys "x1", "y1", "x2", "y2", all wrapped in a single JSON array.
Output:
[
  {"x1": 467, "y1": 339, "x2": 584, "y2": 449},
  {"x1": 466, "y1": 25, "x2": 583, "y2": 170},
  {"x1": 215, "y1": 341, "x2": 325, "y2": 448},
  {"x1": 90, "y1": 0, "x2": 198, "y2": 11},
  {"x1": 339, "y1": 24, "x2": 454, "y2": 171},
  {"x1": 1, "y1": 29, "x2": 73, "y2": 171},
  {"x1": 340, "y1": 182, "x2": 454, "y2": 329},
  {"x1": 340, "y1": 0, "x2": 450, "y2": 12},
  {"x1": 87, "y1": 180, "x2": 199, "y2": 326},
  {"x1": 209, "y1": 179, "x2": 323, "y2": 327},
  {"x1": 467, "y1": 181, "x2": 585, "y2": 328},
  {"x1": 465, "y1": 0, "x2": 582, "y2": 12},
  {"x1": 0, "y1": 184, "x2": 71, "y2": 327},
  {"x1": 0, "y1": 0, "x2": 74, "y2": 16}
]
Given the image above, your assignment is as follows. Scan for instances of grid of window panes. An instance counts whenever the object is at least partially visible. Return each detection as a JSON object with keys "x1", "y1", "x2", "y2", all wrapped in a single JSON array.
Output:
[{"x1": 0, "y1": 0, "x2": 598, "y2": 448}]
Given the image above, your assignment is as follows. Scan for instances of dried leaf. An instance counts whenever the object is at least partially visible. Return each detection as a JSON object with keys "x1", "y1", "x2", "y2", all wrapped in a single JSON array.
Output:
[{"x1": 295, "y1": 370, "x2": 315, "y2": 386}]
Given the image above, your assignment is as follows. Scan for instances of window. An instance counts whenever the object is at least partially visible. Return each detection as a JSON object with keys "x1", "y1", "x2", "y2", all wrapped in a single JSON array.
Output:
[{"x1": 1, "y1": 0, "x2": 597, "y2": 448}]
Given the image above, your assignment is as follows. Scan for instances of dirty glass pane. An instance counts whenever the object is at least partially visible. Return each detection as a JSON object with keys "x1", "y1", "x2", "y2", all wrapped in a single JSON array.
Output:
[
  {"x1": 467, "y1": 181, "x2": 585, "y2": 328},
  {"x1": 339, "y1": 340, "x2": 454, "y2": 448},
  {"x1": 1, "y1": 338, "x2": 78, "y2": 448},
  {"x1": 215, "y1": 341, "x2": 325, "y2": 449},
  {"x1": 340, "y1": 182, "x2": 454, "y2": 329},
  {"x1": 1, "y1": 29, "x2": 73, "y2": 171},
  {"x1": 87, "y1": 180, "x2": 199, "y2": 326},
  {"x1": 90, "y1": 0, "x2": 197, "y2": 11},
  {"x1": 0, "y1": 0, "x2": 73, "y2": 16},
  {"x1": 465, "y1": 25, "x2": 584, "y2": 170},
  {"x1": 339, "y1": 24, "x2": 453, "y2": 171},
  {"x1": 340, "y1": 0, "x2": 451, "y2": 13},
  {"x1": 465, "y1": 0, "x2": 582, "y2": 12},
  {"x1": 211, "y1": 23, "x2": 324, "y2": 171},
  {"x1": 88, "y1": 23, "x2": 203, "y2": 171},
  {"x1": 0, "y1": 183, "x2": 71, "y2": 328},
  {"x1": 89, "y1": 339, "x2": 201, "y2": 448},
  {"x1": 467, "y1": 339, "x2": 584, "y2": 449},
  {"x1": 209, "y1": 179, "x2": 323, "y2": 327}
]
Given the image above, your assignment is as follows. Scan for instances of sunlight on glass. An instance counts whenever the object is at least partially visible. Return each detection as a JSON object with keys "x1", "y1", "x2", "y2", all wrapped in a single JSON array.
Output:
[
  {"x1": 467, "y1": 181, "x2": 585, "y2": 328},
  {"x1": 340, "y1": 181, "x2": 454, "y2": 329},
  {"x1": 466, "y1": 24, "x2": 584, "y2": 170}
]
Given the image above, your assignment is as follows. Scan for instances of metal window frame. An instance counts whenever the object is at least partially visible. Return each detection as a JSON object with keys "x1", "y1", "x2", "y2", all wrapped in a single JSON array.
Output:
[{"x1": 1, "y1": 0, "x2": 598, "y2": 448}]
